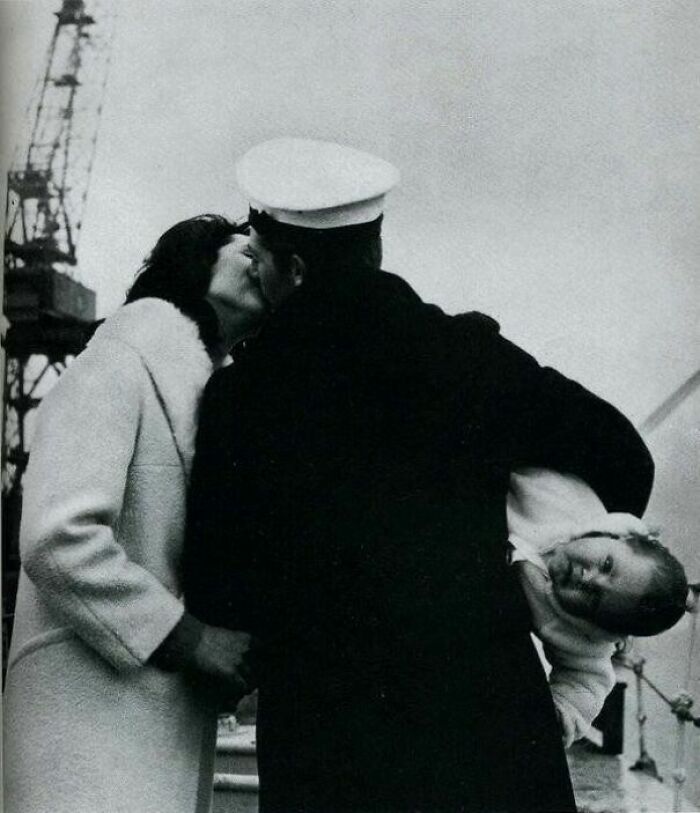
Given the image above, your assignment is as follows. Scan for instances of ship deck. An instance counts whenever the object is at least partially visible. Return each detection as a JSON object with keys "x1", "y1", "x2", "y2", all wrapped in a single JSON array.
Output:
[{"x1": 568, "y1": 741, "x2": 699, "y2": 813}]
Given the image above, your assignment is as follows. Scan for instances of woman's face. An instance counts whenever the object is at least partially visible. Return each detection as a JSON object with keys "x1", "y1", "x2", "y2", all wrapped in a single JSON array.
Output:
[{"x1": 207, "y1": 233, "x2": 267, "y2": 318}]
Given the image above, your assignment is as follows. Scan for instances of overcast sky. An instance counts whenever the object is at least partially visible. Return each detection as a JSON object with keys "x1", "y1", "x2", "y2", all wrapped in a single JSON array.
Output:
[{"x1": 2, "y1": 0, "x2": 699, "y2": 427}]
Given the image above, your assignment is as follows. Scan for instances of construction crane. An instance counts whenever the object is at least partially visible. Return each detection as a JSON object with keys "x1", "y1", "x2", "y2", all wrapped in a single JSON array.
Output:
[{"x1": 2, "y1": 0, "x2": 116, "y2": 661}]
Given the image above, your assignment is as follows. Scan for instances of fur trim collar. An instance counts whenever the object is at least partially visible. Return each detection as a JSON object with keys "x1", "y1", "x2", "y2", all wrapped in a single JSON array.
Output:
[{"x1": 91, "y1": 299, "x2": 214, "y2": 477}]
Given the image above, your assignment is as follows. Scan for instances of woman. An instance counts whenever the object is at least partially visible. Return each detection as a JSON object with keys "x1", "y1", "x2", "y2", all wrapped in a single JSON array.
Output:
[{"x1": 3, "y1": 214, "x2": 265, "y2": 813}]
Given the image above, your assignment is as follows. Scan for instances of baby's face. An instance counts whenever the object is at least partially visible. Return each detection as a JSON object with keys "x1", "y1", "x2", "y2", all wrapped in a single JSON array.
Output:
[{"x1": 543, "y1": 535, "x2": 655, "y2": 626}]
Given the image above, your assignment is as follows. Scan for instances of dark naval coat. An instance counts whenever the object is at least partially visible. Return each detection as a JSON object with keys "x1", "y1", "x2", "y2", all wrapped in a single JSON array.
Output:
[{"x1": 185, "y1": 267, "x2": 653, "y2": 813}]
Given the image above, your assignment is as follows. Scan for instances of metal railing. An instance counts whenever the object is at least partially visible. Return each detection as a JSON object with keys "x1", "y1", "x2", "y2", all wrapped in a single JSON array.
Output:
[{"x1": 618, "y1": 585, "x2": 700, "y2": 812}]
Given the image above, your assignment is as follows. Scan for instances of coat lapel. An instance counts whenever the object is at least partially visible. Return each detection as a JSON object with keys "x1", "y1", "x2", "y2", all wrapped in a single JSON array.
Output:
[{"x1": 94, "y1": 298, "x2": 214, "y2": 478}]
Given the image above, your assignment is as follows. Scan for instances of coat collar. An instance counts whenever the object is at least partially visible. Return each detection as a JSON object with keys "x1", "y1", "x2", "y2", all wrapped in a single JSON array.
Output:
[{"x1": 93, "y1": 298, "x2": 214, "y2": 477}]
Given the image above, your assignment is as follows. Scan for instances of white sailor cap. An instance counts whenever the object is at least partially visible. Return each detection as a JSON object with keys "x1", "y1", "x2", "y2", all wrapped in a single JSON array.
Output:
[{"x1": 236, "y1": 138, "x2": 400, "y2": 230}]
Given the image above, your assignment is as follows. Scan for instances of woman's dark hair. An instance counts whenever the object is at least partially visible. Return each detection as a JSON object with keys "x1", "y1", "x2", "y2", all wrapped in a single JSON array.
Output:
[
  {"x1": 593, "y1": 532, "x2": 689, "y2": 637},
  {"x1": 125, "y1": 214, "x2": 245, "y2": 351}
]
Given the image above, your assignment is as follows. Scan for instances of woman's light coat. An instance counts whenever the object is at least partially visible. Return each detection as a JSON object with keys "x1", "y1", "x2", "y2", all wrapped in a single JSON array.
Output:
[{"x1": 4, "y1": 299, "x2": 217, "y2": 813}]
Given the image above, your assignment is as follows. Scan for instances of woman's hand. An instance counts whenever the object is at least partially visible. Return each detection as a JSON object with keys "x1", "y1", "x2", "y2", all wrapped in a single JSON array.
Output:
[
  {"x1": 192, "y1": 625, "x2": 259, "y2": 700},
  {"x1": 151, "y1": 612, "x2": 259, "y2": 701}
]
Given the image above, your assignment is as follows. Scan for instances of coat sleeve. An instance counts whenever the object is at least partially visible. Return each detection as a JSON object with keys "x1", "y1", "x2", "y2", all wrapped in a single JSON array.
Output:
[
  {"x1": 19, "y1": 340, "x2": 185, "y2": 671},
  {"x1": 356, "y1": 285, "x2": 653, "y2": 517},
  {"x1": 542, "y1": 636, "x2": 617, "y2": 748},
  {"x1": 457, "y1": 320, "x2": 655, "y2": 517}
]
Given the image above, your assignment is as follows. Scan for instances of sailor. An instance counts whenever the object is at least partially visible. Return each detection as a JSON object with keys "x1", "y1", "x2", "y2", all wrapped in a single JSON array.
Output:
[{"x1": 185, "y1": 137, "x2": 654, "y2": 813}]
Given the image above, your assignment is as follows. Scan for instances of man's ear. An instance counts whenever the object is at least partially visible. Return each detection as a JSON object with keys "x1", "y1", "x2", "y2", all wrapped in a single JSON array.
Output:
[{"x1": 289, "y1": 254, "x2": 306, "y2": 288}]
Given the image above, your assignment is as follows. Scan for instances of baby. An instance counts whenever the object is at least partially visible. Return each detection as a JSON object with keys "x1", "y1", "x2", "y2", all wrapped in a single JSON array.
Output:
[{"x1": 507, "y1": 467, "x2": 691, "y2": 747}]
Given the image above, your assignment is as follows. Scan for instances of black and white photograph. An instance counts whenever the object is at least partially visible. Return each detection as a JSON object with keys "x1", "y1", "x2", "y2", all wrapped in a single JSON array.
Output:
[{"x1": 1, "y1": 2, "x2": 699, "y2": 811}]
